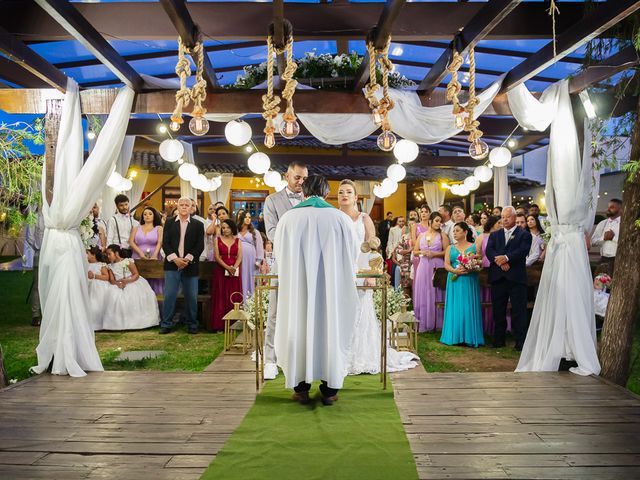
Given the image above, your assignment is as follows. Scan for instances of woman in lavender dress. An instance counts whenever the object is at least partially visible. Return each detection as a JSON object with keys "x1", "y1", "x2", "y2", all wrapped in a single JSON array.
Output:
[
  {"x1": 236, "y1": 209, "x2": 264, "y2": 298},
  {"x1": 410, "y1": 205, "x2": 430, "y2": 297},
  {"x1": 475, "y1": 215, "x2": 502, "y2": 334},
  {"x1": 129, "y1": 206, "x2": 164, "y2": 294},
  {"x1": 413, "y1": 212, "x2": 449, "y2": 331}
]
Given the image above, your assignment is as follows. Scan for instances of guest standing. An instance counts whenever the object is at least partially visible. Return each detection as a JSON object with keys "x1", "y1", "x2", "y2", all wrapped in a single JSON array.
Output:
[
  {"x1": 378, "y1": 211, "x2": 393, "y2": 260},
  {"x1": 413, "y1": 212, "x2": 448, "y2": 331},
  {"x1": 89, "y1": 202, "x2": 107, "y2": 251},
  {"x1": 486, "y1": 206, "x2": 532, "y2": 350},
  {"x1": 411, "y1": 206, "x2": 430, "y2": 297},
  {"x1": 236, "y1": 209, "x2": 264, "y2": 297},
  {"x1": 392, "y1": 225, "x2": 412, "y2": 292},
  {"x1": 106, "y1": 194, "x2": 139, "y2": 249},
  {"x1": 475, "y1": 215, "x2": 502, "y2": 334},
  {"x1": 211, "y1": 219, "x2": 243, "y2": 331},
  {"x1": 438, "y1": 204, "x2": 454, "y2": 241},
  {"x1": 590, "y1": 198, "x2": 622, "y2": 272},
  {"x1": 159, "y1": 197, "x2": 205, "y2": 334},
  {"x1": 204, "y1": 204, "x2": 217, "y2": 261},
  {"x1": 129, "y1": 206, "x2": 164, "y2": 294},
  {"x1": 440, "y1": 222, "x2": 484, "y2": 347},
  {"x1": 525, "y1": 214, "x2": 545, "y2": 266}
]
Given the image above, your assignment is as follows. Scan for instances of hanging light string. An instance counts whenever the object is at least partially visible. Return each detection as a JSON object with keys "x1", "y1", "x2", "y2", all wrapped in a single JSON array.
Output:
[
  {"x1": 279, "y1": 33, "x2": 299, "y2": 135},
  {"x1": 170, "y1": 37, "x2": 192, "y2": 130},
  {"x1": 262, "y1": 36, "x2": 281, "y2": 148},
  {"x1": 189, "y1": 37, "x2": 208, "y2": 122},
  {"x1": 463, "y1": 47, "x2": 484, "y2": 149},
  {"x1": 548, "y1": 0, "x2": 560, "y2": 57}
]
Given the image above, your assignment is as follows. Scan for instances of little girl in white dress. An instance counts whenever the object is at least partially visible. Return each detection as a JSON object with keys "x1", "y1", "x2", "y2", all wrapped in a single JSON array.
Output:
[
  {"x1": 87, "y1": 246, "x2": 111, "y2": 331},
  {"x1": 103, "y1": 244, "x2": 160, "y2": 331}
]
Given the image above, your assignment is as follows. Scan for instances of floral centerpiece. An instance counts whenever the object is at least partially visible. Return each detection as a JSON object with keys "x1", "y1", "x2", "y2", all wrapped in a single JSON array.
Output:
[
  {"x1": 374, "y1": 286, "x2": 411, "y2": 320},
  {"x1": 79, "y1": 215, "x2": 94, "y2": 249},
  {"x1": 452, "y1": 252, "x2": 482, "y2": 281}
]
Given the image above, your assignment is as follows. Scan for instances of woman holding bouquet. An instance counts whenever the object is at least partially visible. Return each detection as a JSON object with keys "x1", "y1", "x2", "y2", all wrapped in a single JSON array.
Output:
[
  {"x1": 440, "y1": 222, "x2": 484, "y2": 347},
  {"x1": 413, "y1": 212, "x2": 449, "y2": 331}
]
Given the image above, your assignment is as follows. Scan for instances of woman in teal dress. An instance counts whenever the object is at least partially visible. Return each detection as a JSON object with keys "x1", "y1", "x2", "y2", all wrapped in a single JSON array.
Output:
[{"x1": 440, "y1": 222, "x2": 484, "y2": 347}]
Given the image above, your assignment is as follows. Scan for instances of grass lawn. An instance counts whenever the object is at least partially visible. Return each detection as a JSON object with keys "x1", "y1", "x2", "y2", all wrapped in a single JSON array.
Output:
[{"x1": 0, "y1": 271, "x2": 224, "y2": 382}]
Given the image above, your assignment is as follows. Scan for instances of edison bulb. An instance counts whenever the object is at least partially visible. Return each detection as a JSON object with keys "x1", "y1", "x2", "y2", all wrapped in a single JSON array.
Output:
[
  {"x1": 264, "y1": 132, "x2": 276, "y2": 149},
  {"x1": 377, "y1": 130, "x2": 397, "y2": 152},
  {"x1": 169, "y1": 120, "x2": 181, "y2": 132},
  {"x1": 372, "y1": 109, "x2": 383, "y2": 126},
  {"x1": 189, "y1": 116, "x2": 210, "y2": 136},
  {"x1": 468, "y1": 139, "x2": 489, "y2": 160},
  {"x1": 279, "y1": 119, "x2": 300, "y2": 140}
]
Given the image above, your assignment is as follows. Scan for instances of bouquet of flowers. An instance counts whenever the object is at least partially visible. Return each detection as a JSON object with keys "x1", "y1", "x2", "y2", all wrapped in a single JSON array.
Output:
[
  {"x1": 452, "y1": 252, "x2": 482, "y2": 281},
  {"x1": 79, "y1": 215, "x2": 94, "y2": 249},
  {"x1": 541, "y1": 219, "x2": 552, "y2": 246},
  {"x1": 374, "y1": 286, "x2": 410, "y2": 320},
  {"x1": 594, "y1": 273, "x2": 612, "y2": 292}
]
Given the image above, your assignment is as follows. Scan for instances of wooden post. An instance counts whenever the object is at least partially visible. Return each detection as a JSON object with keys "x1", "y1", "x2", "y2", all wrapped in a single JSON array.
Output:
[{"x1": 44, "y1": 99, "x2": 63, "y2": 205}]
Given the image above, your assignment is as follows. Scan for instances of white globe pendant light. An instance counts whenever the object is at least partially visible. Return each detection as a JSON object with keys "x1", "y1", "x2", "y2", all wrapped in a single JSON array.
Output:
[
  {"x1": 264, "y1": 170, "x2": 281, "y2": 188},
  {"x1": 489, "y1": 147, "x2": 512, "y2": 168},
  {"x1": 159, "y1": 139, "x2": 184, "y2": 163},
  {"x1": 373, "y1": 184, "x2": 387, "y2": 198},
  {"x1": 107, "y1": 171, "x2": 123, "y2": 188},
  {"x1": 457, "y1": 184, "x2": 470, "y2": 196},
  {"x1": 225, "y1": 120, "x2": 253, "y2": 146},
  {"x1": 381, "y1": 177, "x2": 398, "y2": 195},
  {"x1": 393, "y1": 139, "x2": 419, "y2": 164},
  {"x1": 191, "y1": 174, "x2": 210, "y2": 192},
  {"x1": 178, "y1": 163, "x2": 199, "y2": 182},
  {"x1": 464, "y1": 176, "x2": 480, "y2": 191},
  {"x1": 209, "y1": 175, "x2": 222, "y2": 190},
  {"x1": 248, "y1": 152, "x2": 271, "y2": 174},
  {"x1": 275, "y1": 179, "x2": 288, "y2": 192},
  {"x1": 119, "y1": 178, "x2": 133, "y2": 192},
  {"x1": 387, "y1": 163, "x2": 406, "y2": 182},
  {"x1": 449, "y1": 184, "x2": 461, "y2": 196},
  {"x1": 474, "y1": 164, "x2": 493, "y2": 182}
]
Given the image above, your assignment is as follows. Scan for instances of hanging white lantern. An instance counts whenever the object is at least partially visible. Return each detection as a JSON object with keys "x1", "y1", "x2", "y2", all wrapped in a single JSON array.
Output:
[
  {"x1": 209, "y1": 175, "x2": 222, "y2": 190},
  {"x1": 119, "y1": 178, "x2": 133, "y2": 192},
  {"x1": 107, "y1": 171, "x2": 123, "y2": 188},
  {"x1": 178, "y1": 163, "x2": 199, "y2": 182},
  {"x1": 464, "y1": 176, "x2": 480, "y2": 191},
  {"x1": 159, "y1": 139, "x2": 184, "y2": 163},
  {"x1": 381, "y1": 178, "x2": 398, "y2": 196},
  {"x1": 393, "y1": 139, "x2": 419, "y2": 163},
  {"x1": 387, "y1": 163, "x2": 406, "y2": 182},
  {"x1": 489, "y1": 147, "x2": 512, "y2": 168},
  {"x1": 191, "y1": 174, "x2": 210, "y2": 192},
  {"x1": 264, "y1": 170, "x2": 281, "y2": 188},
  {"x1": 474, "y1": 165, "x2": 493, "y2": 182},
  {"x1": 457, "y1": 184, "x2": 470, "y2": 196},
  {"x1": 373, "y1": 184, "x2": 387, "y2": 198},
  {"x1": 449, "y1": 184, "x2": 460, "y2": 196},
  {"x1": 248, "y1": 152, "x2": 271, "y2": 174},
  {"x1": 275, "y1": 179, "x2": 288, "y2": 192},
  {"x1": 225, "y1": 120, "x2": 253, "y2": 146}
]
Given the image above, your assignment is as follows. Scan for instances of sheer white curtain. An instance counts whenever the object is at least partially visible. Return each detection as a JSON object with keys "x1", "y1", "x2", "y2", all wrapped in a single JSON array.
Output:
[
  {"x1": 208, "y1": 173, "x2": 234, "y2": 205},
  {"x1": 33, "y1": 79, "x2": 134, "y2": 377},
  {"x1": 423, "y1": 181, "x2": 444, "y2": 213},
  {"x1": 355, "y1": 180, "x2": 375, "y2": 214},
  {"x1": 100, "y1": 135, "x2": 135, "y2": 221},
  {"x1": 509, "y1": 80, "x2": 600, "y2": 376},
  {"x1": 130, "y1": 169, "x2": 149, "y2": 212},
  {"x1": 493, "y1": 167, "x2": 510, "y2": 207},
  {"x1": 180, "y1": 141, "x2": 197, "y2": 200}
]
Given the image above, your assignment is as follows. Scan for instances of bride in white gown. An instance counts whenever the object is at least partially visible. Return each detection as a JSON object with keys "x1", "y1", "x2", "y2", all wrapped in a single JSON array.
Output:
[{"x1": 337, "y1": 180, "x2": 419, "y2": 375}]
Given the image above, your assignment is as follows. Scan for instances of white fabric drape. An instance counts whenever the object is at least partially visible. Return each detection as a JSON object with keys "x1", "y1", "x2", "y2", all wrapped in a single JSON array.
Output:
[
  {"x1": 208, "y1": 173, "x2": 234, "y2": 206},
  {"x1": 130, "y1": 169, "x2": 149, "y2": 212},
  {"x1": 180, "y1": 141, "x2": 197, "y2": 200},
  {"x1": 297, "y1": 77, "x2": 504, "y2": 146},
  {"x1": 510, "y1": 80, "x2": 600, "y2": 376},
  {"x1": 355, "y1": 180, "x2": 376, "y2": 214},
  {"x1": 100, "y1": 135, "x2": 135, "y2": 221},
  {"x1": 423, "y1": 181, "x2": 445, "y2": 213},
  {"x1": 33, "y1": 79, "x2": 134, "y2": 377},
  {"x1": 493, "y1": 166, "x2": 510, "y2": 207}
]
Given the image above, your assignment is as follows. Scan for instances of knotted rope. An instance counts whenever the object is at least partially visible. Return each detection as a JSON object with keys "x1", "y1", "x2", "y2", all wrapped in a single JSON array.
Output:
[
  {"x1": 446, "y1": 49, "x2": 464, "y2": 122},
  {"x1": 262, "y1": 36, "x2": 280, "y2": 147},
  {"x1": 189, "y1": 39, "x2": 207, "y2": 119},
  {"x1": 364, "y1": 37, "x2": 395, "y2": 133},
  {"x1": 548, "y1": 0, "x2": 560, "y2": 57},
  {"x1": 463, "y1": 47, "x2": 483, "y2": 145},
  {"x1": 170, "y1": 37, "x2": 192, "y2": 127},
  {"x1": 280, "y1": 35, "x2": 299, "y2": 128}
]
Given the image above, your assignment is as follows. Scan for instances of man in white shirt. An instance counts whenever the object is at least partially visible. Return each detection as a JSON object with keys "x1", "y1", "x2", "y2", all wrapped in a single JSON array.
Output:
[
  {"x1": 106, "y1": 194, "x2": 139, "y2": 249},
  {"x1": 386, "y1": 216, "x2": 405, "y2": 258},
  {"x1": 439, "y1": 204, "x2": 454, "y2": 240},
  {"x1": 449, "y1": 204, "x2": 477, "y2": 243},
  {"x1": 591, "y1": 199, "x2": 622, "y2": 269}
]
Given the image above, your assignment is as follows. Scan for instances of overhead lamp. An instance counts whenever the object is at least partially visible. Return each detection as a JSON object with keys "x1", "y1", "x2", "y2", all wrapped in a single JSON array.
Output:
[
  {"x1": 159, "y1": 139, "x2": 184, "y2": 163},
  {"x1": 225, "y1": 120, "x2": 253, "y2": 146},
  {"x1": 393, "y1": 139, "x2": 419, "y2": 163},
  {"x1": 489, "y1": 147, "x2": 512, "y2": 168},
  {"x1": 178, "y1": 163, "x2": 199, "y2": 182},
  {"x1": 387, "y1": 163, "x2": 406, "y2": 182},
  {"x1": 248, "y1": 152, "x2": 271, "y2": 175},
  {"x1": 87, "y1": 130, "x2": 96, "y2": 140},
  {"x1": 264, "y1": 170, "x2": 281, "y2": 188},
  {"x1": 473, "y1": 165, "x2": 493, "y2": 183},
  {"x1": 157, "y1": 124, "x2": 168, "y2": 134},
  {"x1": 507, "y1": 139, "x2": 517, "y2": 149}
]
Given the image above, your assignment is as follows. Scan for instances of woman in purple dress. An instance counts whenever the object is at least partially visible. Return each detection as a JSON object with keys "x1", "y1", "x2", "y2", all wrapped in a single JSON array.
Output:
[
  {"x1": 475, "y1": 215, "x2": 502, "y2": 334},
  {"x1": 129, "y1": 206, "x2": 164, "y2": 294},
  {"x1": 413, "y1": 212, "x2": 449, "y2": 331},
  {"x1": 235, "y1": 209, "x2": 264, "y2": 298},
  {"x1": 410, "y1": 205, "x2": 430, "y2": 298}
]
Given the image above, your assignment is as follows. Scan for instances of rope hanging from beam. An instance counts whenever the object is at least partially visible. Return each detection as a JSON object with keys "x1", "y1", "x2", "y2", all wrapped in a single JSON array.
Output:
[
  {"x1": 262, "y1": 35, "x2": 281, "y2": 148},
  {"x1": 169, "y1": 37, "x2": 192, "y2": 131},
  {"x1": 277, "y1": 30, "x2": 300, "y2": 140},
  {"x1": 188, "y1": 36, "x2": 210, "y2": 135}
]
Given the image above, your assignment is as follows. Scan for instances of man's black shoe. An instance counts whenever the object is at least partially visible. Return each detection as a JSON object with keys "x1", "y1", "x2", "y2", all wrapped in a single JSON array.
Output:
[{"x1": 159, "y1": 327, "x2": 173, "y2": 334}]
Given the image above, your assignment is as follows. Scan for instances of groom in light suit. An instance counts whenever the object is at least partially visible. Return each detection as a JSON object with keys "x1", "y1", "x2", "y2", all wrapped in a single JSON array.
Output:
[{"x1": 262, "y1": 161, "x2": 308, "y2": 380}]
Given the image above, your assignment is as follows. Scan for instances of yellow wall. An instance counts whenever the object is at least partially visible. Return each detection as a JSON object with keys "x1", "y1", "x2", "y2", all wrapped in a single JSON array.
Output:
[{"x1": 383, "y1": 183, "x2": 407, "y2": 218}]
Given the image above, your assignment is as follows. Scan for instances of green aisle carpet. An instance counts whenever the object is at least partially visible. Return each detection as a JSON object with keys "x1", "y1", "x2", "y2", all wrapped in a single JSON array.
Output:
[{"x1": 201, "y1": 374, "x2": 418, "y2": 480}]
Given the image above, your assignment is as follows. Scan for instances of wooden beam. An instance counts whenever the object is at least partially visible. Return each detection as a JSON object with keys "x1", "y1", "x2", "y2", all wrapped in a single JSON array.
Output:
[
  {"x1": 0, "y1": 56, "x2": 53, "y2": 89},
  {"x1": 569, "y1": 45, "x2": 640, "y2": 94},
  {"x1": 54, "y1": 41, "x2": 265, "y2": 69},
  {"x1": 1, "y1": 2, "x2": 592, "y2": 42},
  {"x1": 417, "y1": 0, "x2": 521, "y2": 96},
  {"x1": 158, "y1": 0, "x2": 219, "y2": 89},
  {"x1": 34, "y1": 0, "x2": 144, "y2": 92},
  {"x1": 272, "y1": 0, "x2": 286, "y2": 77},
  {"x1": 44, "y1": 99, "x2": 63, "y2": 205},
  {"x1": 352, "y1": 0, "x2": 407, "y2": 91},
  {"x1": 0, "y1": 26, "x2": 67, "y2": 91},
  {"x1": 501, "y1": 0, "x2": 640, "y2": 93}
]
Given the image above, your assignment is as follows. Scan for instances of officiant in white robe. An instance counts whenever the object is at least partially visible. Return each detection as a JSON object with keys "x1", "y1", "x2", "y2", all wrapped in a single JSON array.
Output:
[{"x1": 274, "y1": 175, "x2": 359, "y2": 405}]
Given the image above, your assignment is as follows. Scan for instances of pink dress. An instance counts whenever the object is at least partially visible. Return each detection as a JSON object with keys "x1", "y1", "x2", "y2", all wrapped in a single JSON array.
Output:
[{"x1": 413, "y1": 232, "x2": 445, "y2": 332}]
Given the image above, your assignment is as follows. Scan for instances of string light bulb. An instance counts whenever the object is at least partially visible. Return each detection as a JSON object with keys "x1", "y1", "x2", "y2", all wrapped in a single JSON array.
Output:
[
  {"x1": 189, "y1": 115, "x2": 210, "y2": 136},
  {"x1": 468, "y1": 139, "x2": 489, "y2": 160},
  {"x1": 279, "y1": 117, "x2": 300, "y2": 140},
  {"x1": 158, "y1": 124, "x2": 168, "y2": 134},
  {"x1": 87, "y1": 130, "x2": 96, "y2": 140},
  {"x1": 169, "y1": 118, "x2": 181, "y2": 132},
  {"x1": 264, "y1": 132, "x2": 276, "y2": 149},
  {"x1": 372, "y1": 109, "x2": 383, "y2": 126},
  {"x1": 377, "y1": 130, "x2": 397, "y2": 152}
]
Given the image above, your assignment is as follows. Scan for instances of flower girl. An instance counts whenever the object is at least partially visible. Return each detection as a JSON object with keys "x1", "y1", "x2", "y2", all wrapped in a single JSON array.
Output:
[
  {"x1": 87, "y1": 246, "x2": 111, "y2": 331},
  {"x1": 103, "y1": 244, "x2": 160, "y2": 330}
]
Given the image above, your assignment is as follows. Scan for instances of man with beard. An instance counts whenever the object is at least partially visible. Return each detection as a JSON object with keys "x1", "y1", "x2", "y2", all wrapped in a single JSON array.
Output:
[{"x1": 591, "y1": 199, "x2": 622, "y2": 272}]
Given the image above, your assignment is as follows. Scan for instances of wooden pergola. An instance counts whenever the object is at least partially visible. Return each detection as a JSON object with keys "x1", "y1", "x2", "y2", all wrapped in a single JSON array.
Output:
[{"x1": 1, "y1": 0, "x2": 639, "y2": 191}]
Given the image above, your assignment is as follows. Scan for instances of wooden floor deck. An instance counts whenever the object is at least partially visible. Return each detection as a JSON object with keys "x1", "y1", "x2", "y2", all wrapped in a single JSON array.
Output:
[
  {"x1": 0, "y1": 354, "x2": 255, "y2": 479},
  {"x1": 392, "y1": 367, "x2": 640, "y2": 479}
]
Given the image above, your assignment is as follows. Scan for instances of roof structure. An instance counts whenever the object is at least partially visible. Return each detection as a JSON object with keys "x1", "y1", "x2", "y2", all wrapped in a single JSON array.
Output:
[{"x1": 0, "y1": 0, "x2": 639, "y2": 182}]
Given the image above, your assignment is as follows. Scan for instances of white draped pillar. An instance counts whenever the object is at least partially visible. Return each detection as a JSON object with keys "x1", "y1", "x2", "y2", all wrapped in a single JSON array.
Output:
[
  {"x1": 422, "y1": 181, "x2": 444, "y2": 213},
  {"x1": 33, "y1": 79, "x2": 134, "y2": 377},
  {"x1": 509, "y1": 80, "x2": 600, "y2": 376},
  {"x1": 100, "y1": 135, "x2": 135, "y2": 221},
  {"x1": 208, "y1": 173, "x2": 234, "y2": 206},
  {"x1": 493, "y1": 166, "x2": 510, "y2": 208},
  {"x1": 130, "y1": 169, "x2": 149, "y2": 212},
  {"x1": 180, "y1": 141, "x2": 197, "y2": 201},
  {"x1": 356, "y1": 180, "x2": 376, "y2": 214}
]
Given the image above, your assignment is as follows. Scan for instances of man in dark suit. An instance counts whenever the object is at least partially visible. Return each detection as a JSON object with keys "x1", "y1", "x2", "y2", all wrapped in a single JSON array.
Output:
[
  {"x1": 378, "y1": 211, "x2": 393, "y2": 260},
  {"x1": 486, "y1": 206, "x2": 532, "y2": 351},
  {"x1": 160, "y1": 197, "x2": 205, "y2": 334}
]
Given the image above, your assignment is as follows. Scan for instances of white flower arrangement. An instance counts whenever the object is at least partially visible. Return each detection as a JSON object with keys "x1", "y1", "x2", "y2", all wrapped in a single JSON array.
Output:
[
  {"x1": 244, "y1": 288, "x2": 270, "y2": 322},
  {"x1": 541, "y1": 219, "x2": 552, "y2": 245},
  {"x1": 79, "y1": 215, "x2": 94, "y2": 249},
  {"x1": 374, "y1": 286, "x2": 411, "y2": 320}
]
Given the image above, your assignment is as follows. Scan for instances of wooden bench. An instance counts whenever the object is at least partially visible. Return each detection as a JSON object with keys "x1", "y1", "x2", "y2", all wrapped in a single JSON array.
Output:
[
  {"x1": 432, "y1": 264, "x2": 543, "y2": 312},
  {"x1": 136, "y1": 259, "x2": 215, "y2": 325}
]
